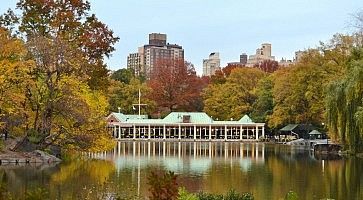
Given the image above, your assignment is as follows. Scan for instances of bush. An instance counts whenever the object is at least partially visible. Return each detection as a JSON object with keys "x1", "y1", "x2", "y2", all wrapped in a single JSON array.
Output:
[
  {"x1": 285, "y1": 191, "x2": 298, "y2": 200},
  {"x1": 148, "y1": 170, "x2": 178, "y2": 200},
  {"x1": 178, "y1": 187, "x2": 199, "y2": 200}
]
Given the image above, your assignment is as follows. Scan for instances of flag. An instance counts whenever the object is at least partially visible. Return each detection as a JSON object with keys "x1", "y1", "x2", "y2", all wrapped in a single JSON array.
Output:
[{"x1": 132, "y1": 105, "x2": 136, "y2": 110}]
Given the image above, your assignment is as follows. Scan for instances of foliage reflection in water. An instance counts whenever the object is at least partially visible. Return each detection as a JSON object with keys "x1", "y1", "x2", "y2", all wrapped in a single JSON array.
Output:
[{"x1": 0, "y1": 141, "x2": 363, "y2": 199}]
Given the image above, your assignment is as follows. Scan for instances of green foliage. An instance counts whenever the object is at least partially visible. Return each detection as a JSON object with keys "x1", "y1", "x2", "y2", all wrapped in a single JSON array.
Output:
[
  {"x1": 25, "y1": 187, "x2": 49, "y2": 200},
  {"x1": 148, "y1": 170, "x2": 179, "y2": 200},
  {"x1": 326, "y1": 47, "x2": 363, "y2": 153},
  {"x1": 178, "y1": 187, "x2": 199, "y2": 200},
  {"x1": 110, "y1": 68, "x2": 135, "y2": 84},
  {"x1": 251, "y1": 76, "x2": 273, "y2": 123},
  {"x1": 285, "y1": 191, "x2": 299, "y2": 200},
  {"x1": 196, "y1": 189, "x2": 254, "y2": 200},
  {"x1": 108, "y1": 78, "x2": 155, "y2": 114}
]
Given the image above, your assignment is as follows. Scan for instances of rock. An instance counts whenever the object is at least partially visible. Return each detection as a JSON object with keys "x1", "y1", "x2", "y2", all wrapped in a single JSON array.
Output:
[{"x1": 33, "y1": 150, "x2": 62, "y2": 163}]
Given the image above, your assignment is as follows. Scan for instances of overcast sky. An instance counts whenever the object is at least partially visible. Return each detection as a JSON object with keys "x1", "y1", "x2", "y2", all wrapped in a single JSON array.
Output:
[{"x1": 1, "y1": 0, "x2": 362, "y2": 75}]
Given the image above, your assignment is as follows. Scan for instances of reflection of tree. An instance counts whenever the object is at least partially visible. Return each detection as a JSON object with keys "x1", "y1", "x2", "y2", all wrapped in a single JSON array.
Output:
[{"x1": 50, "y1": 160, "x2": 115, "y2": 199}]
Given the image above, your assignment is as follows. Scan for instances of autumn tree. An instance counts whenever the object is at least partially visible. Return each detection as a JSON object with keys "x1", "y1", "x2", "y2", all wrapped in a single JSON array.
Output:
[
  {"x1": 203, "y1": 67, "x2": 265, "y2": 120},
  {"x1": 1, "y1": 0, "x2": 119, "y2": 90},
  {"x1": 147, "y1": 59, "x2": 203, "y2": 113},
  {"x1": 268, "y1": 35, "x2": 353, "y2": 129},
  {"x1": 0, "y1": 28, "x2": 33, "y2": 138},
  {"x1": 0, "y1": 0, "x2": 118, "y2": 152},
  {"x1": 210, "y1": 64, "x2": 238, "y2": 84},
  {"x1": 254, "y1": 60, "x2": 279, "y2": 73}
]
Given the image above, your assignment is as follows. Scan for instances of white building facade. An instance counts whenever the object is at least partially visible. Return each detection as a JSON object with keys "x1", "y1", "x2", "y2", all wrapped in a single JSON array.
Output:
[{"x1": 203, "y1": 52, "x2": 221, "y2": 76}]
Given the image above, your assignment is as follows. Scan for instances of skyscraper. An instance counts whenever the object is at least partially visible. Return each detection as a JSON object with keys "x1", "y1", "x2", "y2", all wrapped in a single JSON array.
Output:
[
  {"x1": 127, "y1": 33, "x2": 184, "y2": 78},
  {"x1": 240, "y1": 53, "x2": 248, "y2": 65},
  {"x1": 203, "y1": 52, "x2": 221, "y2": 77},
  {"x1": 247, "y1": 43, "x2": 275, "y2": 66}
]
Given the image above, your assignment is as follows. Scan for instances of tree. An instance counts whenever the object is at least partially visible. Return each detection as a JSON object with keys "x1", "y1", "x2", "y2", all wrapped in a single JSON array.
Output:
[
  {"x1": 251, "y1": 76, "x2": 273, "y2": 123},
  {"x1": 0, "y1": 27, "x2": 33, "y2": 138},
  {"x1": 110, "y1": 68, "x2": 135, "y2": 84},
  {"x1": 147, "y1": 59, "x2": 202, "y2": 112},
  {"x1": 210, "y1": 64, "x2": 238, "y2": 84},
  {"x1": 0, "y1": 0, "x2": 118, "y2": 152},
  {"x1": 254, "y1": 60, "x2": 279, "y2": 73},
  {"x1": 108, "y1": 78, "x2": 155, "y2": 115},
  {"x1": 203, "y1": 67, "x2": 265, "y2": 120},
  {"x1": 1, "y1": 0, "x2": 119, "y2": 90},
  {"x1": 326, "y1": 47, "x2": 363, "y2": 153},
  {"x1": 268, "y1": 35, "x2": 353, "y2": 130}
]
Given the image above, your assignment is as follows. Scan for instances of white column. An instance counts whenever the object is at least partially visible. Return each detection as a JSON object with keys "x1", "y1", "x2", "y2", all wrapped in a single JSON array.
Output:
[
  {"x1": 255, "y1": 126, "x2": 258, "y2": 140},
  {"x1": 133, "y1": 125, "x2": 136, "y2": 140},
  {"x1": 240, "y1": 126, "x2": 243, "y2": 141},
  {"x1": 148, "y1": 125, "x2": 151, "y2": 140},
  {"x1": 118, "y1": 126, "x2": 121, "y2": 139},
  {"x1": 262, "y1": 126, "x2": 265, "y2": 139},
  {"x1": 247, "y1": 127, "x2": 249, "y2": 140},
  {"x1": 163, "y1": 125, "x2": 166, "y2": 140},
  {"x1": 209, "y1": 125, "x2": 212, "y2": 140},
  {"x1": 224, "y1": 125, "x2": 227, "y2": 141},
  {"x1": 178, "y1": 125, "x2": 181, "y2": 140},
  {"x1": 194, "y1": 125, "x2": 197, "y2": 140}
]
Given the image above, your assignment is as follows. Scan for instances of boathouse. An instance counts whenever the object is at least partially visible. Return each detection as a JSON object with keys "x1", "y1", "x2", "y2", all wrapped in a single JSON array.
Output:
[{"x1": 106, "y1": 112, "x2": 265, "y2": 141}]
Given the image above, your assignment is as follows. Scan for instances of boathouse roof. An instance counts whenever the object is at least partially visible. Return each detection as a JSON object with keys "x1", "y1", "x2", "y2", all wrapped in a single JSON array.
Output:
[
  {"x1": 163, "y1": 112, "x2": 213, "y2": 124},
  {"x1": 239, "y1": 115, "x2": 254, "y2": 123},
  {"x1": 111, "y1": 113, "x2": 148, "y2": 122},
  {"x1": 280, "y1": 124, "x2": 299, "y2": 131},
  {"x1": 107, "y1": 112, "x2": 263, "y2": 126}
]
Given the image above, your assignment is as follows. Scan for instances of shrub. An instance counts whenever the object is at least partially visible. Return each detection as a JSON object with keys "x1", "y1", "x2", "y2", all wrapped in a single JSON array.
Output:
[
  {"x1": 148, "y1": 170, "x2": 178, "y2": 200},
  {"x1": 285, "y1": 191, "x2": 298, "y2": 200},
  {"x1": 178, "y1": 187, "x2": 199, "y2": 200}
]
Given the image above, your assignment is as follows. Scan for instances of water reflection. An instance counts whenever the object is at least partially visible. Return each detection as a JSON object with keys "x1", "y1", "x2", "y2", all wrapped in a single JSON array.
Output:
[
  {"x1": 0, "y1": 142, "x2": 362, "y2": 200},
  {"x1": 91, "y1": 142, "x2": 266, "y2": 174}
]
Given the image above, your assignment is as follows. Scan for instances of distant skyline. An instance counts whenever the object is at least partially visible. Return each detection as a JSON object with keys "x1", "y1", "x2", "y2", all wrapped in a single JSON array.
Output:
[{"x1": 1, "y1": 0, "x2": 362, "y2": 75}]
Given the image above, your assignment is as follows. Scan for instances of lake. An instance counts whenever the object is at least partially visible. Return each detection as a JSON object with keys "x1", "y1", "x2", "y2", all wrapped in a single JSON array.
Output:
[{"x1": 1, "y1": 141, "x2": 362, "y2": 199}]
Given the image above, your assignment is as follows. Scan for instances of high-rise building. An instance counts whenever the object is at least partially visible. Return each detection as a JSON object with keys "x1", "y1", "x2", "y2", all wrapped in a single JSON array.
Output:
[
  {"x1": 203, "y1": 52, "x2": 221, "y2": 77},
  {"x1": 127, "y1": 33, "x2": 184, "y2": 78},
  {"x1": 294, "y1": 50, "x2": 304, "y2": 62},
  {"x1": 240, "y1": 53, "x2": 248, "y2": 65},
  {"x1": 247, "y1": 43, "x2": 275, "y2": 66},
  {"x1": 127, "y1": 53, "x2": 142, "y2": 75}
]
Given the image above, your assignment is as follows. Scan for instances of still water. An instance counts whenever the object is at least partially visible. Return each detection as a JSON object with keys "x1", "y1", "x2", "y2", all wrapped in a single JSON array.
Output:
[{"x1": 1, "y1": 141, "x2": 363, "y2": 200}]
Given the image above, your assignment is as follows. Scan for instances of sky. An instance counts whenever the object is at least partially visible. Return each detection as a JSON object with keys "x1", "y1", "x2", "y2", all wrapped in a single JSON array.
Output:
[{"x1": 1, "y1": 0, "x2": 362, "y2": 75}]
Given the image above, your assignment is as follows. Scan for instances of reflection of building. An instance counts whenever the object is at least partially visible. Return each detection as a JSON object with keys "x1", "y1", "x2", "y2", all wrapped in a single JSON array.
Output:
[
  {"x1": 127, "y1": 33, "x2": 184, "y2": 78},
  {"x1": 89, "y1": 141, "x2": 266, "y2": 173},
  {"x1": 203, "y1": 52, "x2": 221, "y2": 76},
  {"x1": 247, "y1": 43, "x2": 275, "y2": 66},
  {"x1": 106, "y1": 112, "x2": 265, "y2": 141}
]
